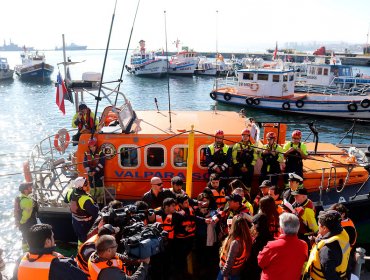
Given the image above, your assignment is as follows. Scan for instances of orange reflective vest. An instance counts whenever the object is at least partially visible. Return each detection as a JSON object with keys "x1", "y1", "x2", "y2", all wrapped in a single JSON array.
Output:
[
  {"x1": 341, "y1": 218, "x2": 357, "y2": 247},
  {"x1": 220, "y1": 238, "x2": 248, "y2": 269},
  {"x1": 76, "y1": 234, "x2": 98, "y2": 277},
  {"x1": 175, "y1": 207, "x2": 196, "y2": 239},
  {"x1": 18, "y1": 252, "x2": 62, "y2": 280},
  {"x1": 211, "y1": 188, "x2": 227, "y2": 208},
  {"x1": 156, "y1": 213, "x2": 174, "y2": 239},
  {"x1": 88, "y1": 253, "x2": 124, "y2": 280}
]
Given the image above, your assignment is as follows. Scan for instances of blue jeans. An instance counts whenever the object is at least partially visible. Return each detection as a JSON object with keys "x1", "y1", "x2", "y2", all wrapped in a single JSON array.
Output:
[{"x1": 217, "y1": 270, "x2": 240, "y2": 280}]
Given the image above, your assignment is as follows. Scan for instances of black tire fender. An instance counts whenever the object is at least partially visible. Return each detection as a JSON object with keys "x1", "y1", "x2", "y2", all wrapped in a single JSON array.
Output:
[
  {"x1": 360, "y1": 98, "x2": 370, "y2": 108},
  {"x1": 296, "y1": 99, "x2": 304, "y2": 108},
  {"x1": 347, "y1": 102, "x2": 358, "y2": 112},
  {"x1": 246, "y1": 97, "x2": 254, "y2": 105},
  {"x1": 282, "y1": 102, "x2": 290, "y2": 110},
  {"x1": 224, "y1": 93, "x2": 231, "y2": 101},
  {"x1": 210, "y1": 92, "x2": 217, "y2": 100},
  {"x1": 253, "y1": 98, "x2": 260, "y2": 105}
]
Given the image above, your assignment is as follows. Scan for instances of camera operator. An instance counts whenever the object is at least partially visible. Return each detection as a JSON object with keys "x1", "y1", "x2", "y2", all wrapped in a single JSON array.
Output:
[{"x1": 88, "y1": 235, "x2": 149, "y2": 280}]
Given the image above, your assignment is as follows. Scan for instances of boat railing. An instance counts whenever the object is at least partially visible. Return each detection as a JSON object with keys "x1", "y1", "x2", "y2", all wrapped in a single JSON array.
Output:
[{"x1": 213, "y1": 76, "x2": 238, "y2": 89}]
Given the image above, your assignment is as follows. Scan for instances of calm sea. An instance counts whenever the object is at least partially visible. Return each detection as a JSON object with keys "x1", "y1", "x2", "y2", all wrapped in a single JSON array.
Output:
[{"x1": 0, "y1": 50, "x2": 369, "y2": 276}]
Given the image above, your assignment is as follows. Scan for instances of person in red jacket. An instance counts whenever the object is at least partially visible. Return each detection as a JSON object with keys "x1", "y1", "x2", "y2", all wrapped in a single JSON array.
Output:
[{"x1": 258, "y1": 213, "x2": 308, "y2": 280}]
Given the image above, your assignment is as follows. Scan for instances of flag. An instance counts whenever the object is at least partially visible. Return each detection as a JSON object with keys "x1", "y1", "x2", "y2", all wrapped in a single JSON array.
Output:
[
  {"x1": 273, "y1": 42, "x2": 278, "y2": 60},
  {"x1": 64, "y1": 67, "x2": 74, "y2": 104},
  {"x1": 56, "y1": 72, "x2": 67, "y2": 115}
]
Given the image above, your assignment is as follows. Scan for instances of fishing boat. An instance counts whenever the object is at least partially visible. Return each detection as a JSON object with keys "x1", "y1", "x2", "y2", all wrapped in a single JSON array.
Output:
[
  {"x1": 168, "y1": 48, "x2": 199, "y2": 76},
  {"x1": 14, "y1": 50, "x2": 54, "y2": 80},
  {"x1": 125, "y1": 40, "x2": 168, "y2": 78},
  {"x1": 0, "y1": 57, "x2": 14, "y2": 80},
  {"x1": 209, "y1": 66, "x2": 370, "y2": 119},
  {"x1": 195, "y1": 54, "x2": 233, "y2": 77}
]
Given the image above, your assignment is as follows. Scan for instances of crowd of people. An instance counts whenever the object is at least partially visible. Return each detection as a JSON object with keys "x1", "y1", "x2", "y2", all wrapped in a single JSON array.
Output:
[{"x1": 11, "y1": 121, "x2": 359, "y2": 279}]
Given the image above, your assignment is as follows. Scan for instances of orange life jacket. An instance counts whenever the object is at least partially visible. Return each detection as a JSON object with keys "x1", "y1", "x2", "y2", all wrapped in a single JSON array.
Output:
[
  {"x1": 84, "y1": 151, "x2": 103, "y2": 170},
  {"x1": 211, "y1": 188, "x2": 227, "y2": 208},
  {"x1": 76, "y1": 234, "x2": 98, "y2": 277},
  {"x1": 341, "y1": 218, "x2": 357, "y2": 247},
  {"x1": 220, "y1": 238, "x2": 248, "y2": 269},
  {"x1": 18, "y1": 252, "x2": 62, "y2": 280},
  {"x1": 175, "y1": 207, "x2": 196, "y2": 239},
  {"x1": 156, "y1": 213, "x2": 174, "y2": 239},
  {"x1": 88, "y1": 253, "x2": 124, "y2": 280}
]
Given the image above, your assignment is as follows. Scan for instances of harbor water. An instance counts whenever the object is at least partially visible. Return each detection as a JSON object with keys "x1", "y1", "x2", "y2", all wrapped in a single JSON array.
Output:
[{"x1": 0, "y1": 50, "x2": 370, "y2": 277}]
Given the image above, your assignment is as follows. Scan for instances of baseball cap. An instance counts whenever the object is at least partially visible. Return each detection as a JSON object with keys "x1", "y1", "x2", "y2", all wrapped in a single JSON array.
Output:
[
  {"x1": 259, "y1": 180, "x2": 272, "y2": 188},
  {"x1": 291, "y1": 187, "x2": 308, "y2": 196},
  {"x1": 288, "y1": 173, "x2": 303, "y2": 183},
  {"x1": 226, "y1": 193, "x2": 243, "y2": 204},
  {"x1": 98, "y1": 224, "x2": 120, "y2": 236}
]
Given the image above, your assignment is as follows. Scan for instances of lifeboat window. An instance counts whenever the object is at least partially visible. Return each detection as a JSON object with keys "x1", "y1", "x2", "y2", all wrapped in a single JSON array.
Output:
[
  {"x1": 119, "y1": 146, "x2": 138, "y2": 168},
  {"x1": 283, "y1": 74, "x2": 288, "y2": 82},
  {"x1": 172, "y1": 146, "x2": 188, "y2": 168},
  {"x1": 199, "y1": 146, "x2": 208, "y2": 167},
  {"x1": 289, "y1": 74, "x2": 294, "y2": 81},
  {"x1": 243, "y1": 73, "x2": 254, "y2": 80},
  {"x1": 317, "y1": 67, "x2": 323, "y2": 75},
  {"x1": 323, "y1": 68, "x2": 329, "y2": 75},
  {"x1": 257, "y1": 74, "x2": 269, "y2": 81},
  {"x1": 146, "y1": 146, "x2": 165, "y2": 167},
  {"x1": 272, "y1": 75, "x2": 280, "y2": 82}
]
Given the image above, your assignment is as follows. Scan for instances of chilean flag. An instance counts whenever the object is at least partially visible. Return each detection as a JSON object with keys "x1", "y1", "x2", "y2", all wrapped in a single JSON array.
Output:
[
  {"x1": 56, "y1": 72, "x2": 67, "y2": 115},
  {"x1": 273, "y1": 42, "x2": 278, "y2": 60}
]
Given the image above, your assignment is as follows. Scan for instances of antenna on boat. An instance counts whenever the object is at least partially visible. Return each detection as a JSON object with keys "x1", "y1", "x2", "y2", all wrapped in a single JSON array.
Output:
[
  {"x1": 215, "y1": 10, "x2": 219, "y2": 88},
  {"x1": 164, "y1": 10, "x2": 172, "y2": 131},
  {"x1": 114, "y1": 0, "x2": 141, "y2": 105},
  {"x1": 91, "y1": 0, "x2": 119, "y2": 136}
]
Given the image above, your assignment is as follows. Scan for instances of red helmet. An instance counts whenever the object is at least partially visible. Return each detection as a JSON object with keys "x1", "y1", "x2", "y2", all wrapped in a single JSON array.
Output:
[
  {"x1": 292, "y1": 130, "x2": 302, "y2": 139},
  {"x1": 241, "y1": 128, "x2": 250, "y2": 135},
  {"x1": 215, "y1": 130, "x2": 224, "y2": 137},
  {"x1": 266, "y1": 132, "x2": 276, "y2": 139},
  {"x1": 88, "y1": 137, "x2": 97, "y2": 147}
]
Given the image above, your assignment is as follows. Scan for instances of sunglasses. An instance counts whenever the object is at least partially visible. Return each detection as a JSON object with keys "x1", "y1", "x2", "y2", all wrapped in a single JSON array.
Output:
[{"x1": 153, "y1": 182, "x2": 163, "y2": 186}]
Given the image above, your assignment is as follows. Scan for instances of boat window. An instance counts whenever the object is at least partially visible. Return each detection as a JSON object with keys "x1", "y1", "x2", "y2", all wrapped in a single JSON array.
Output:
[
  {"x1": 289, "y1": 74, "x2": 294, "y2": 81},
  {"x1": 317, "y1": 67, "x2": 323, "y2": 75},
  {"x1": 339, "y1": 67, "x2": 351, "y2": 76},
  {"x1": 272, "y1": 75, "x2": 280, "y2": 82},
  {"x1": 283, "y1": 74, "x2": 288, "y2": 82},
  {"x1": 309, "y1": 67, "x2": 315, "y2": 75},
  {"x1": 199, "y1": 146, "x2": 208, "y2": 167},
  {"x1": 323, "y1": 68, "x2": 329, "y2": 75},
  {"x1": 172, "y1": 146, "x2": 188, "y2": 168},
  {"x1": 146, "y1": 146, "x2": 165, "y2": 168},
  {"x1": 257, "y1": 74, "x2": 269, "y2": 81},
  {"x1": 243, "y1": 73, "x2": 254, "y2": 80},
  {"x1": 119, "y1": 146, "x2": 138, "y2": 168}
]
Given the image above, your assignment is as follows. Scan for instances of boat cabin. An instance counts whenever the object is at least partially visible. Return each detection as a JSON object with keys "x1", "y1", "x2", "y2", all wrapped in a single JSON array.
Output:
[
  {"x1": 304, "y1": 63, "x2": 353, "y2": 87},
  {"x1": 237, "y1": 68, "x2": 295, "y2": 97}
]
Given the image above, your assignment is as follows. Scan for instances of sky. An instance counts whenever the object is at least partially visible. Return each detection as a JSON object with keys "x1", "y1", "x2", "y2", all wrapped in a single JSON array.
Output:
[{"x1": 1, "y1": 0, "x2": 370, "y2": 53}]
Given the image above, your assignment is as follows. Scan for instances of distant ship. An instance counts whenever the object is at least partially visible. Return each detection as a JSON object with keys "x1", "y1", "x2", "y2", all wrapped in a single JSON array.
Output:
[
  {"x1": 55, "y1": 43, "x2": 87, "y2": 51},
  {"x1": 0, "y1": 39, "x2": 34, "y2": 51}
]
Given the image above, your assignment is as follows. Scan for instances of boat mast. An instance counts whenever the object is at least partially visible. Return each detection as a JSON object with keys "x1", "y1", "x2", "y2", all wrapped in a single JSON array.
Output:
[
  {"x1": 164, "y1": 10, "x2": 172, "y2": 131},
  {"x1": 215, "y1": 10, "x2": 219, "y2": 87}
]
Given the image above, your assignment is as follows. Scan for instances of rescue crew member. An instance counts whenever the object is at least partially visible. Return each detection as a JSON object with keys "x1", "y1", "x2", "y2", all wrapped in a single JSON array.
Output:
[
  {"x1": 142, "y1": 177, "x2": 175, "y2": 209},
  {"x1": 83, "y1": 137, "x2": 105, "y2": 208},
  {"x1": 253, "y1": 180, "x2": 271, "y2": 214},
  {"x1": 13, "y1": 223, "x2": 87, "y2": 280},
  {"x1": 170, "y1": 176, "x2": 185, "y2": 195},
  {"x1": 88, "y1": 235, "x2": 149, "y2": 280},
  {"x1": 64, "y1": 177, "x2": 99, "y2": 247},
  {"x1": 14, "y1": 182, "x2": 38, "y2": 252},
  {"x1": 305, "y1": 210, "x2": 350, "y2": 280},
  {"x1": 283, "y1": 130, "x2": 308, "y2": 185},
  {"x1": 76, "y1": 224, "x2": 120, "y2": 278},
  {"x1": 204, "y1": 173, "x2": 227, "y2": 209},
  {"x1": 218, "y1": 215, "x2": 252, "y2": 280},
  {"x1": 268, "y1": 185, "x2": 284, "y2": 214},
  {"x1": 71, "y1": 103, "x2": 98, "y2": 145},
  {"x1": 291, "y1": 187, "x2": 318, "y2": 244},
  {"x1": 232, "y1": 128, "x2": 258, "y2": 189},
  {"x1": 205, "y1": 130, "x2": 231, "y2": 184},
  {"x1": 259, "y1": 132, "x2": 284, "y2": 186}
]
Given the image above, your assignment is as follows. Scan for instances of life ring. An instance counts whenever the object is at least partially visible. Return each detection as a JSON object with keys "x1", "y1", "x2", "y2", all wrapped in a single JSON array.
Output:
[
  {"x1": 295, "y1": 100, "x2": 304, "y2": 108},
  {"x1": 246, "y1": 97, "x2": 254, "y2": 105},
  {"x1": 282, "y1": 102, "x2": 290, "y2": 110},
  {"x1": 347, "y1": 103, "x2": 358, "y2": 112},
  {"x1": 210, "y1": 92, "x2": 217, "y2": 100},
  {"x1": 253, "y1": 98, "x2": 260, "y2": 105},
  {"x1": 224, "y1": 93, "x2": 232, "y2": 101},
  {"x1": 54, "y1": 128, "x2": 70, "y2": 153},
  {"x1": 360, "y1": 98, "x2": 370, "y2": 108},
  {"x1": 250, "y1": 83, "x2": 259, "y2": 91},
  {"x1": 282, "y1": 83, "x2": 288, "y2": 92},
  {"x1": 23, "y1": 160, "x2": 32, "y2": 183}
]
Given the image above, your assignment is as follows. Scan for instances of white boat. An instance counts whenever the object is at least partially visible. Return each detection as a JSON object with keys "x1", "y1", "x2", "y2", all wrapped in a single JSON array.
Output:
[
  {"x1": 168, "y1": 49, "x2": 199, "y2": 76},
  {"x1": 125, "y1": 40, "x2": 167, "y2": 78},
  {"x1": 195, "y1": 54, "x2": 234, "y2": 76},
  {"x1": 14, "y1": 50, "x2": 54, "y2": 80},
  {"x1": 0, "y1": 57, "x2": 14, "y2": 80},
  {"x1": 210, "y1": 66, "x2": 370, "y2": 119}
]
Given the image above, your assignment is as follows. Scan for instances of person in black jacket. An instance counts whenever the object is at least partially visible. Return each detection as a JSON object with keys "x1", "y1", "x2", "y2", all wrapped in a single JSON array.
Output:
[{"x1": 142, "y1": 177, "x2": 174, "y2": 209}]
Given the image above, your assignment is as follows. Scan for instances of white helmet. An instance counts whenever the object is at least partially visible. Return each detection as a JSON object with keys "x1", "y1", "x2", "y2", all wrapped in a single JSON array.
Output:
[{"x1": 74, "y1": 177, "x2": 86, "y2": 188}]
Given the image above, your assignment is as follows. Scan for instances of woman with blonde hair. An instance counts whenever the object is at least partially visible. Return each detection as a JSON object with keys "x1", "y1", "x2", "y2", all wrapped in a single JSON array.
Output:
[{"x1": 218, "y1": 215, "x2": 252, "y2": 280}]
